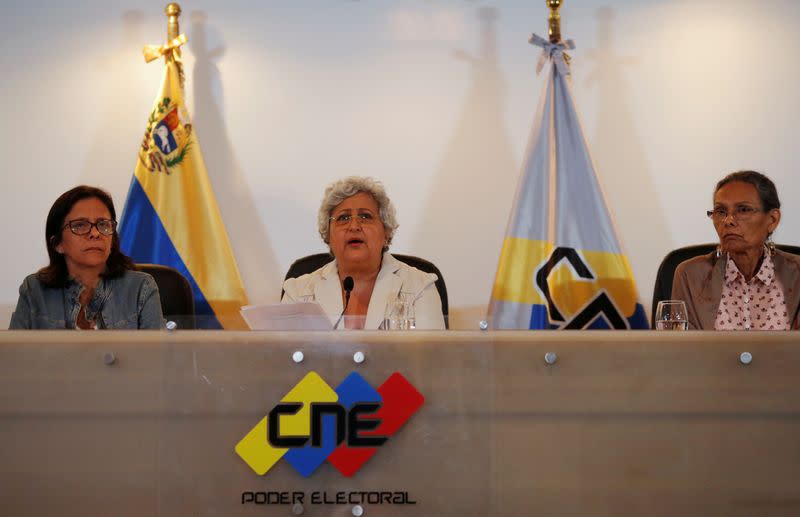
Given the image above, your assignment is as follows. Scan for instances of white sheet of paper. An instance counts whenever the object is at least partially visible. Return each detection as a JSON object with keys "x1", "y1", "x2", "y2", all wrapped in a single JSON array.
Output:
[{"x1": 240, "y1": 302, "x2": 332, "y2": 331}]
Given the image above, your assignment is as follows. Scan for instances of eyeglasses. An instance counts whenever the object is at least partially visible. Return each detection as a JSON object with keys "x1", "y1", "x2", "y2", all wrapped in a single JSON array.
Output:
[
  {"x1": 706, "y1": 206, "x2": 762, "y2": 223},
  {"x1": 63, "y1": 218, "x2": 117, "y2": 236},
  {"x1": 330, "y1": 212, "x2": 377, "y2": 227}
]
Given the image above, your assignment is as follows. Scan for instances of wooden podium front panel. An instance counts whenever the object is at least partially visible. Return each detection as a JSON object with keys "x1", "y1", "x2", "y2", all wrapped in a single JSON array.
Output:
[{"x1": 1, "y1": 331, "x2": 799, "y2": 516}]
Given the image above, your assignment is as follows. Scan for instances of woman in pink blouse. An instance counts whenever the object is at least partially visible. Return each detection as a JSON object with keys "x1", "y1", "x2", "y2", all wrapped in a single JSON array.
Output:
[{"x1": 672, "y1": 171, "x2": 800, "y2": 330}]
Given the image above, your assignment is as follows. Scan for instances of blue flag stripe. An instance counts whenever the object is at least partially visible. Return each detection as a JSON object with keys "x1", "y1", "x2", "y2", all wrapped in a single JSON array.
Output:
[{"x1": 119, "y1": 177, "x2": 222, "y2": 329}]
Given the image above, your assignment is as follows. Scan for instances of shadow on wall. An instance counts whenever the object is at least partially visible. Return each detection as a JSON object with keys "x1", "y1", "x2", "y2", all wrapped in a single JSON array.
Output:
[
  {"x1": 190, "y1": 11, "x2": 280, "y2": 305},
  {"x1": 79, "y1": 11, "x2": 146, "y2": 195},
  {"x1": 584, "y1": 7, "x2": 667, "y2": 314},
  {"x1": 412, "y1": 7, "x2": 518, "y2": 329}
]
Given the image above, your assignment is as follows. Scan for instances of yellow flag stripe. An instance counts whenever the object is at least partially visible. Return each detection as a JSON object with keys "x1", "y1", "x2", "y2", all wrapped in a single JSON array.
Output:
[{"x1": 492, "y1": 237, "x2": 641, "y2": 314}]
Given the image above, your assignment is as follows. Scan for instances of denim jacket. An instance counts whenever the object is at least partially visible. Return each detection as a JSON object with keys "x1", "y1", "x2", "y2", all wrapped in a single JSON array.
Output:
[{"x1": 9, "y1": 270, "x2": 164, "y2": 330}]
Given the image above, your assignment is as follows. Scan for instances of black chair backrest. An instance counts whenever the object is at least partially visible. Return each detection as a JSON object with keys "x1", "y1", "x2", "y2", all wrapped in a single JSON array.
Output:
[
  {"x1": 136, "y1": 263, "x2": 196, "y2": 329},
  {"x1": 651, "y1": 243, "x2": 800, "y2": 327},
  {"x1": 282, "y1": 253, "x2": 449, "y2": 329}
]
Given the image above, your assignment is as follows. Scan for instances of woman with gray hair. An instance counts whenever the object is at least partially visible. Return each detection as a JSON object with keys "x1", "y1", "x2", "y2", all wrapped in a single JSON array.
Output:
[{"x1": 282, "y1": 176, "x2": 445, "y2": 329}]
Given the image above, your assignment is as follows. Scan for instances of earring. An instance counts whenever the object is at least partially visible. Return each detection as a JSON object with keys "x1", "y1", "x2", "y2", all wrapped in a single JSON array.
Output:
[
  {"x1": 715, "y1": 245, "x2": 722, "y2": 259},
  {"x1": 766, "y1": 236, "x2": 776, "y2": 256}
]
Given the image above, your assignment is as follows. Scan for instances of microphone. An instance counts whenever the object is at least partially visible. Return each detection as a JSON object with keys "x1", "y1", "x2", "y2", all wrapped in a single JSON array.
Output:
[
  {"x1": 334, "y1": 276, "x2": 355, "y2": 330},
  {"x1": 343, "y1": 276, "x2": 354, "y2": 305}
]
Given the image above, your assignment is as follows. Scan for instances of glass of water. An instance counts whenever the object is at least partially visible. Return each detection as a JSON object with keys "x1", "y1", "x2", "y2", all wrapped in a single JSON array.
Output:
[
  {"x1": 383, "y1": 293, "x2": 416, "y2": 330},
  {"x1": 654, "y1": 300, "x2": 689, "y2": 330}
]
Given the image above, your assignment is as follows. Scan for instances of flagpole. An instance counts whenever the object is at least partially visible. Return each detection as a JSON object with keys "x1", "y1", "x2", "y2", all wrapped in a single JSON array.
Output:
[
  {"x1": 545, "y1": 0, "x2": 563, "y2": 245},
  {"x1": 164, "y1": 3, "x2": 186, "y2": 87},
  {"x1": 547, "y1": 0, "x2": 562, "y2": 43},
  {"x1": 166, "y1": 3, "x2": 181, "y2": 42},
  {"x1": 165, "y1": 3, "x2": 182, "y2": 58}
]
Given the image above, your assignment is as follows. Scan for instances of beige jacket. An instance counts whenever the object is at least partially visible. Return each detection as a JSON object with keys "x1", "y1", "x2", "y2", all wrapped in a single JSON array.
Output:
[
  {"x1": 671, "y1": 249, "x2": 800, "y2": 330},
  {"x1": 282, "y1": 253, "x2": 445, "y2": 330}
]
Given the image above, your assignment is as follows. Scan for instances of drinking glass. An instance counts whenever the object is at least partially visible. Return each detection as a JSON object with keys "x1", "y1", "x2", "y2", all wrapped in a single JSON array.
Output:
[
  {"x1": 654, "y1": 300, "x2": 689, "y2": 330},
  {"x1": 383, "y1": 293, "x2": 416, "y2": 330}
]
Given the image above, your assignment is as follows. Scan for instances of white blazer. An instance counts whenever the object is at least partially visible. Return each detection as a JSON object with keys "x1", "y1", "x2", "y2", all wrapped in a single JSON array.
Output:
[{"x1": 281, "y1": 253, "x2": 445, "y2": 330}]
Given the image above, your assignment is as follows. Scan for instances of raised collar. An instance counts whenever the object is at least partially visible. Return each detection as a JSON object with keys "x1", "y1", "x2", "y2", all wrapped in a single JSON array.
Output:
[{"x1": 723, "y1": 249, "x2": 775, "y2": 286}]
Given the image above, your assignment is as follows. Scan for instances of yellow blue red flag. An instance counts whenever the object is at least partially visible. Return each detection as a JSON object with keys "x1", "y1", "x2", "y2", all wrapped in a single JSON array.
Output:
[
  {"x1": 119, "y1": 34, "x2": 248, "y2": 329},
  {"x1": 488, "y1": 34, "x2": 647, "y2": 330}
]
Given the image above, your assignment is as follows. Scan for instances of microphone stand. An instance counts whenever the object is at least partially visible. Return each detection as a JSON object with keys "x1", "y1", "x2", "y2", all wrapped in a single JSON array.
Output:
[{"x1": 333, "y1": 276, "x2": 354, "y2": 330}]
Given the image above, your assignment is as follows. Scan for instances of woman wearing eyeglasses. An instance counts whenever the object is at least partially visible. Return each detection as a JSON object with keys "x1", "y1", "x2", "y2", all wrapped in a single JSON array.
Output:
[
  {"x1": 672, "y1": 171, "x2": 800, "y2": 330},
  {"x1": 9, "y1": 185, "x2": 163, "y2": 329},
  {"x1": 281, "y1": 176, "x2": 445, "y2": 329}
]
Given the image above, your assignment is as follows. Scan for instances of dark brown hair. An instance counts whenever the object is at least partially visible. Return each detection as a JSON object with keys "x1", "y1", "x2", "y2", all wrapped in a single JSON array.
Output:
[
  {"x1": 715, "y1": 170, "x2": 781, "y2": 212},
  {"x1": 37, "y1": 185, "x2": 133, "y2": 287}
]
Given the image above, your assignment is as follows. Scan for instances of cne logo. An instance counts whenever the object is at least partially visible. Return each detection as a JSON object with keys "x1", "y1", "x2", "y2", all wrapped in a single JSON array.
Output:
[{"x1": 235, "y1": 371, "x2": 424, "y2": 477}]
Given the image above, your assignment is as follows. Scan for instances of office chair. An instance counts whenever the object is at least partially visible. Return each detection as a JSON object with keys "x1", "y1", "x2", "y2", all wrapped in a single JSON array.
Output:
[{"x1": 136, "y1": 263, "x2": 196, "y2": 329}]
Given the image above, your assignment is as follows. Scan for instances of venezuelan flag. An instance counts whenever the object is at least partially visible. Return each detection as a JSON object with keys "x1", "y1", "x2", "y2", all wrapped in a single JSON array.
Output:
[
  {"x1": 119, "y1": 37, "x2": 247, "y2": 329},
  {"x1": 488, "y1": 34, "x2": 647, "y2": 330}
]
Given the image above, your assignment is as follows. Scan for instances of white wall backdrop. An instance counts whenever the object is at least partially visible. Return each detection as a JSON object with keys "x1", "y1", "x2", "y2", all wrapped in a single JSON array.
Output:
[{"x1": 1, "y1": 0, "x2": 799, "y2": 328}]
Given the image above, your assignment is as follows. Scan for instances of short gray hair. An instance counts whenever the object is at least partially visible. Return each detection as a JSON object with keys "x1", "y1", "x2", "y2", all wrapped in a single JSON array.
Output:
[{"x1": 318, "y1": 176, "x2": 398, "y2": 246}]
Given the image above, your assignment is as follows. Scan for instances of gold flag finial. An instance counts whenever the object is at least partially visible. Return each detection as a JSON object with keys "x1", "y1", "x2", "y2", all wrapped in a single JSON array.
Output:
[
  {"x1": 166, "y1": 3, "x2": 182, "y2": 45},
  {"x1": 142, "y1": 3, "x2": 187, "y2": 71},
  {"x1": 547, "y1": 0, "x2": 562, "y2": 43}
]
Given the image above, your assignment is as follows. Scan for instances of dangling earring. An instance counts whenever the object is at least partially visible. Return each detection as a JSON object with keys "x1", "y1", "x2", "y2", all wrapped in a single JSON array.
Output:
[
  {"x1": 766, "y1": 236, "x2": 776, "y2": 256},
  {"x1": 715, "y1": 245, "x2": 722, "y2": 259}
]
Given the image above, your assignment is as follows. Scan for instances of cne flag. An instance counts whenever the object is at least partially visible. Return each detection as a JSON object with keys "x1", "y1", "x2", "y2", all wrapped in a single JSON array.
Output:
[
  {"x1": 119, "y1": 30, "x2": 248, "y2": 329},
  {"x1": 488, "y1": 33, "x2": 648, "y2": 330}
]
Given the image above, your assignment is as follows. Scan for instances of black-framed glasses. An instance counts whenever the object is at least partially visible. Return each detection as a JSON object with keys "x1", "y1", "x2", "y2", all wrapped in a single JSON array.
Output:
[
  {"x1": 63, "y1": 218, "x2": 117, "y2": 236},
  {"x1": 330, "y1": 212, "x2": 377, "y2": 227},
  {"x1": 706, "y1": 206, "x2": 762, "y2": 223}
]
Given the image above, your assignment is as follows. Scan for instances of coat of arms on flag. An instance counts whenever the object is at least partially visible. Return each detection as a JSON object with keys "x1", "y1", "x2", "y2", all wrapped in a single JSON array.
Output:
[{"x1": 139, "y1": 97, "x2": 193, "y2": 174}]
